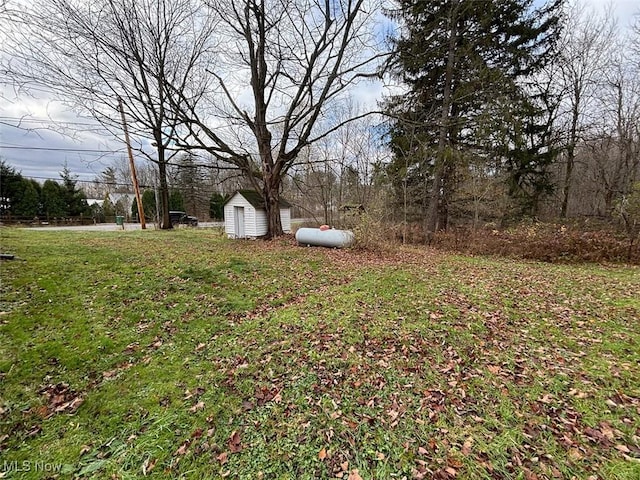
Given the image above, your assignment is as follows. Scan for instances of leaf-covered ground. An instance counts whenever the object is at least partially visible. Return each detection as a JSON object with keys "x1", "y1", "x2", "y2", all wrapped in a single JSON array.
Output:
[{"x1": 0, "y1": 228, "x2": 638, "y2": 479}]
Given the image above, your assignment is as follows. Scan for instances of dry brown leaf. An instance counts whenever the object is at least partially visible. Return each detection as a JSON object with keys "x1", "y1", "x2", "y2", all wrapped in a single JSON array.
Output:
[
  {"x1": 142, "y1": 457, "x2": 157, "y2": 476},
  {"x1": 539, "y1": 393, "x2": 553, "y2": 404},
  {"x1": 348, "y1": 469, "x2": 363, "y2": 480},
  {"x1": 217, "y1": 452, "x2": 228, "y2": 465},
  {"x1": 229, "y1": 430, "x2": 242, "y2": 453},
  {"x1": 318, "y1": 448, "x2": 327, "y2": 460},
  {"x1": 189, "y1": 401, "x2": 205, "y2": 413},
  {"x1": 568, "y1": 448, "x2": 583, "y2": 460},
  {"x1": 461, "y1": 437, "x2": 473, "y2": 456},
  {"x1": 175, "y1": 441, "x2": 189, "y2": 456}
]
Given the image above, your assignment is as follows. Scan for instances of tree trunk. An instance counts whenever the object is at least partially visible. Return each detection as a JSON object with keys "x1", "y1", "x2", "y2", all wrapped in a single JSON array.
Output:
[
  {"x1": 157, "y1": 147, "x2": 172, "y2": 229},
  {"x1": 561, "y1": 145, "x2": 575, "y2": 218},
  {"x1": 561, "y1": 87, "x2": 581, "y2": 218},
  {"x1": 263, "y1": 181, "x2": 283, "y2": 239},
  {"x1": 426, "y1": 1, "x2": 458, "y2": 238}
]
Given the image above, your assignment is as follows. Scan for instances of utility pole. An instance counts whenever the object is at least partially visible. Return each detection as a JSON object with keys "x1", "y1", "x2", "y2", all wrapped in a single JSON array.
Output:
[{"x1": 118, "y1": 97, "x2": 146, "y2": 229}]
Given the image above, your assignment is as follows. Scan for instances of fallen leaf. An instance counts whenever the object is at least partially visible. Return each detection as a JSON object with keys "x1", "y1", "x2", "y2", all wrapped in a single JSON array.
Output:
[
  {"x1": 318, "y1": 448, "x2": 327, "y2": 460},
  {"x1": 539, "y1": 393, "x2": 553, "y2": 404},
  {"x1": 461, "y1": 437, "x2": 473, "y2": 456},
  {"x1": 141, "y1": 457, "x2": 157, "y2": 476},
  {"x1": 229, "y1": 430, "x2": 242, "y2": 453},
  {"x1": 217, "y1": 452, "x2": 228, "y2": 465},
  {"x1": 189, "y1": 401, "x2": 205, "y2": 413},
  {"x1": 174, "y1": 441, "x2": 189, "y2": 456},
  {"x1": 615, "y1": 444, "x2": 631, "y2": 453},
  {"x1": 599, "y1": 422, "x2": 615, "y2": 440},
  {"x1": 568, "y1": 448, "x2": 583, "y2": 460},
  {"x1": 348, "y1": 469, "x2": 363, "y2": 480},
  {"x1": 375, "y1": 452, "x2": 385, "y2": 460}
]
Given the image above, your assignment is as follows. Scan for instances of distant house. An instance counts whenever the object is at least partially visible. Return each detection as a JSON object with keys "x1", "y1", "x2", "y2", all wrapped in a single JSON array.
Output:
[
  {"x1": 86, "y1": 199, "x2": 104, "y2": 208},
  {"x1": 106, "y1": 193, "x2": 135, "y2": 219},
  {"x1": 108, "y1": 193, "x2": 135, "y2": 208},
  {"x1": 224, "y1": 190, "x2": 291, "y2": 239}
]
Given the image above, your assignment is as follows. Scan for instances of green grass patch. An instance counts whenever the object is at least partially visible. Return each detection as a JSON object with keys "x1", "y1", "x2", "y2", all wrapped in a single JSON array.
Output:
[{"x1": 0, "y1": 228, "x2": 639, "y2": 479}]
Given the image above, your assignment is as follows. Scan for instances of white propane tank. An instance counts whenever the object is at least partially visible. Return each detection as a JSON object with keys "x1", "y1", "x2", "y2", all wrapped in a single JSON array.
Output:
[{"x1": 295, "y1": 227, "x2": 355, "y2": 248}]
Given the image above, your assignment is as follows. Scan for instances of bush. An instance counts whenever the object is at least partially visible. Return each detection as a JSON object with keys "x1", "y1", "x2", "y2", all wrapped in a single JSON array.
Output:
[{"x1": 431, "y1": 222, "x2": 639, "y2": 264}]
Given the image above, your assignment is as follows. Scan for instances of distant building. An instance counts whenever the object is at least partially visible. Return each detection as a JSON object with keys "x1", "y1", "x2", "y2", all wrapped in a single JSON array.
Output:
[{"x1": 86, "y1": 199, "x2": 104, "y2": 207}]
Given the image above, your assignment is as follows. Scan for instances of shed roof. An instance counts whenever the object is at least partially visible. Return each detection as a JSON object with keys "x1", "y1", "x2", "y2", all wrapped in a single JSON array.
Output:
[{"x1": 227, "y1": 190, "x2": 292, "y2": 209}]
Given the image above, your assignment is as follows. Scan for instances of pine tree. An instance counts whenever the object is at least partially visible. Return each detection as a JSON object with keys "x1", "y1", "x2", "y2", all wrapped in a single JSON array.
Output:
[
  {"x1": 385, "y1": 0, "x2": 562, "y2": 233},
  {"x1": 42, "y1": 180, "x2": 67, "y2": 219},
  {"x1": 60, "y1": 165, "x2": 90, "y2": 216}
]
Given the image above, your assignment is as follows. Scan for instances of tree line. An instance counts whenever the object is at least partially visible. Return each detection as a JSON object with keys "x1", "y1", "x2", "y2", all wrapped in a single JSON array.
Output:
[
  {"x1": 2, "y1": 0, "x2": 639, "y2": 237},
  {"x1": 384, "y1": 0, "x2": 639, "y2": 237},
  {"x1": 0, "y1": 161, "x2": 92, "y2": 221}
]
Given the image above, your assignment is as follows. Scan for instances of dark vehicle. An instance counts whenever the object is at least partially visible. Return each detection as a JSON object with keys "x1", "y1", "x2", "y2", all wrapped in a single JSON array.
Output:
[{"x1": 169, "y1": 211, "x2": 198, "y2": 227}]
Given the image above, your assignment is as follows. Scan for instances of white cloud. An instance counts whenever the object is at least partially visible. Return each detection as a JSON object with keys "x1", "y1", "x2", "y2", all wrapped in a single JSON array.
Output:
[{"x1": 582, "y1": 0, "x2": 639, "y2": 28}]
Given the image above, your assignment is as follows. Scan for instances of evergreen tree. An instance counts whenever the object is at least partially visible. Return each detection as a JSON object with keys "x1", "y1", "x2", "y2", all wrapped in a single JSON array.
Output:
[
  {"x1": 209, "y1": 193, "x2": 227, "y2": 220},
  {"x1": 0, "y1": 161, "x2": 24, "y2": 215},
  {"x1": 41, "y1": 180, "x2": 67, "y2": 219},
  {"x1": 102, "y1": 193, "x2": 116, "y2": 220},
  {"x1": 0, "y1": 162, "x2": 42, "y2": 217},
  {"x1": 141, "y1": 189, "x2": 157, "y2": 221},
  {"x1": 60, "y1": 165, "x2": 90, "y2": 216},
  {"x1": 385, "y1": 0, "x2": 562, "y2": 232},
  {"x1": 131, "y1": 198, "x2": 139, "y2": 222},
  {"x1": 175, "y1": 154, "x2": 207, "y2": 217},
  {"x1": 169, "y1": 190, "x2": 185, "y2": 211},
  {"x1": 15, "y1": 179, "x2": 41, "y2": 217}
]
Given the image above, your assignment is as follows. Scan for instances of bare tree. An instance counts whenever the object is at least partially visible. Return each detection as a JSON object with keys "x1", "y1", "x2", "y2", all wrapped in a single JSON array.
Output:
[
  {"x1": 593, "y1": 47, "x2": 640, "y2": 213},
  {"x1": 172, "y1": 0, "x2": 386, "y2": 237},
  {"x1": 2, "y1": 0, "x2": 217, "y2": 228},
  {"x1": 555, "y1": 1, "x2": 616, "y2": 217}
]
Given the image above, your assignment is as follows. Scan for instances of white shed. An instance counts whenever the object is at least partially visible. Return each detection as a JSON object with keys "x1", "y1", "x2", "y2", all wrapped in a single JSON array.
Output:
[{"x1": 224, "y1": 190, "x2": 291, "y2": 238}]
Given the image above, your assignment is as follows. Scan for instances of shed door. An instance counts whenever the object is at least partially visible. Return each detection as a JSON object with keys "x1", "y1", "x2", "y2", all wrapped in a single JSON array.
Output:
[{"x1": 234, "y1": 206, "x2": 245, "y2": 238}]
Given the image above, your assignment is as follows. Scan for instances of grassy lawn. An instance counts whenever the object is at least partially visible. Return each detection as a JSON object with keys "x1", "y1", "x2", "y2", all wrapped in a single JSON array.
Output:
[{"x1": 0, "y1": 228, "x2": 639, "y2": 479}]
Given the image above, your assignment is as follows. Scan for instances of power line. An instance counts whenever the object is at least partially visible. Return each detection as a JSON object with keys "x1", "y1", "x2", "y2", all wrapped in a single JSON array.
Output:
[
  {"x1": 0, "y1": 145, "x2": 124, "y2": 153},
  {"x1": 0, "y1": 116, "x2": 105, "y2": 127},
  {"x1": 13, "y1": 174, "x2": 156, "y2": 189}
]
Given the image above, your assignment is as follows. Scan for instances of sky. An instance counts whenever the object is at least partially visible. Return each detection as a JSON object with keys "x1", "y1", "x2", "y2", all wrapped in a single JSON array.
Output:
[{"x1": 0, "y1": 0, "x2": 638, "y2": 184}]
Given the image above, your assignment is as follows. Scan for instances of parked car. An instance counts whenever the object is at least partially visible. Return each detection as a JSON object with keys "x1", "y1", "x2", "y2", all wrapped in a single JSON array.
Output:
[{"x1": 169, "y1": 211, "x2": 198, "y2": 227}]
